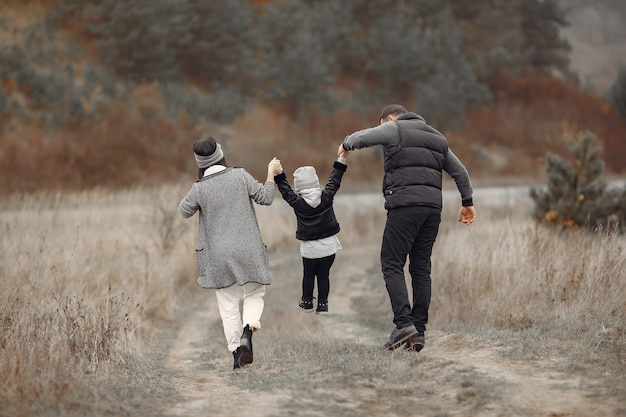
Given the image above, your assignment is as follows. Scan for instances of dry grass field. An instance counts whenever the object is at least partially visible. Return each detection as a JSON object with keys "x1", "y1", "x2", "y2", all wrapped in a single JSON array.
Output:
[{"x1": 0, "y1": 183, "x2": 624, "y2": 416}]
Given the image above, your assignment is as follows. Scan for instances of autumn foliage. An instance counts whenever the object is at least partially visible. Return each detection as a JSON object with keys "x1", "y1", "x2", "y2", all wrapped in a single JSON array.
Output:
[
  {"x1": 2, "y1": 74, "x2": 626, "y2": 195},
  {"x1": 449, "y1": 75, "x2": 626, "y2": 178},
  {"x1": 2, "y1": 1, "x2": 626, "y2": 195}
]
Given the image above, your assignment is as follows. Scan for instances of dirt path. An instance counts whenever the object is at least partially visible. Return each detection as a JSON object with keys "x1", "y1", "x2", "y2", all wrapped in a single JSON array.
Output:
[
  {"x1": 162, "y1": 246, "x2": 621, "y2": 417},
  {"x1": 162, "y1": 294, "x2": 289, "y2": 416},
  {"x1": 163, "y1": 303, "x2": 241, "y2": 416},
  {"x1": 427, "y1": 331, "x2": 616, "y2": 417}
]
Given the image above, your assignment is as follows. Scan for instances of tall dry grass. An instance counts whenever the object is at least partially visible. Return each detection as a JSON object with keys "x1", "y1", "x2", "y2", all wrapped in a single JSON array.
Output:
[
  {"x1": 1, "y1": 183, "x2": 624, "y2": 415},
  {"x1": 0, "y1": 184, "x2": 198, "y2": 415},
  {"x1": 434, "y1": 202, "x2": 625, "y2": 335}
]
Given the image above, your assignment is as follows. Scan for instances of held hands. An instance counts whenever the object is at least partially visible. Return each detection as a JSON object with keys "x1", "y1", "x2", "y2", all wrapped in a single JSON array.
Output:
[
  {"x1": 268, "y1": 157, "x2": 283, "y2": 175},
  {"x1": 458, "y1": 206, "x2": 476, "y2": 225},
  {"x1": 337, "y1": 144, "x2": 349, "y2": 159}
]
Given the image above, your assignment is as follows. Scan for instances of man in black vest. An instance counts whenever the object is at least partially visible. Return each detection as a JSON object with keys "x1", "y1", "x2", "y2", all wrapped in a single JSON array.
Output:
[{"x1": 340, "y1": 104, "x2": 476, "y2": 352}]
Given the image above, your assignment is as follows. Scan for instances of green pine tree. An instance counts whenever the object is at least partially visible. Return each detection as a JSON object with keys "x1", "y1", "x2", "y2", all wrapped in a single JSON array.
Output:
[{"x1": 530, "y1": 131, "x2": 626, "y2": 233}]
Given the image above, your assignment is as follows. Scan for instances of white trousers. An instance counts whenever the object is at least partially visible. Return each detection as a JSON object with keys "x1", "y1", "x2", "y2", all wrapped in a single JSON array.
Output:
[{"x1": 215, "y1": 282, "x2": 266, "y2": 352}]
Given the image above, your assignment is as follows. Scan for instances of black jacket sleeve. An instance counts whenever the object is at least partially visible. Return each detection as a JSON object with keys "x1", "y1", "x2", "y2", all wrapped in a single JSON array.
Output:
[
  {"x1": 274, "y1": 172, "x2": 299, "y2": 207},
  {"x1": 324, "y1": 161, "x2": 347, "y2": 197}
]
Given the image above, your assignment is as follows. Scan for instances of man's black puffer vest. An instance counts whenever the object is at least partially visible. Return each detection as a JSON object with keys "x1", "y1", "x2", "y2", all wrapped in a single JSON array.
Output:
[{"x1": 382, "y1": 113, "x2": 449, "y2": 210}]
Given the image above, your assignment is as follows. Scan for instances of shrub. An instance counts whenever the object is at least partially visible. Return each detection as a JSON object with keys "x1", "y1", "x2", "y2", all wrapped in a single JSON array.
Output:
[{"x1": 530, "y1": 130, "x2": 625, "y2": 232}]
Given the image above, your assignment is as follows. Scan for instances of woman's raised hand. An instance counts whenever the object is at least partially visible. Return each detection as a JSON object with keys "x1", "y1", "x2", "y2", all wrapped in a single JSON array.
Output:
[{"x1": 268, "y1": 157, "x2": 282, "y2": 175}]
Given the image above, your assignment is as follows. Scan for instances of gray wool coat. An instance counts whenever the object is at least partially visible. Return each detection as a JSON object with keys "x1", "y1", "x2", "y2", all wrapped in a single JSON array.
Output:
[{"x1": 179, "y1": 167, "x2": 275, "y2": 289}]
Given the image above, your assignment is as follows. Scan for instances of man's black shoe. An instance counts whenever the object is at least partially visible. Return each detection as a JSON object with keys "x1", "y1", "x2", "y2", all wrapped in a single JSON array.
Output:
[
  {"x1": 404, "y1": 332, "x2": 425, "y2": 352},
  {"x1": 384, "y1": 324, "x2": 418, "y2": 350}
]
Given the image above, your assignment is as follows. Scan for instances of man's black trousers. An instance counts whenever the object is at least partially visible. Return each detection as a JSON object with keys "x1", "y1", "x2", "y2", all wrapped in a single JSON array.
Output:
[{"x1": 380, "y1": 205, "x2": 441, "y2": 332}]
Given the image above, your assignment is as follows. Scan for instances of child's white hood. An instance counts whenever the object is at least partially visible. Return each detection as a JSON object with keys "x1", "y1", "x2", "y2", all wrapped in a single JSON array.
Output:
[{"x1": 299, "y1": 187, "x2": 322, "y2": 208}]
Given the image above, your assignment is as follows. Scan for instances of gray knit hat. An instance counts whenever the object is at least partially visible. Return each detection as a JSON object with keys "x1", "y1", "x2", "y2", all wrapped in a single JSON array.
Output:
[
  {"x1": 194, "y1": 143, "x2": 224, "y2": 168},
  {"x1": 293, "y1": 166, "x2": 320, "y2": 192}
]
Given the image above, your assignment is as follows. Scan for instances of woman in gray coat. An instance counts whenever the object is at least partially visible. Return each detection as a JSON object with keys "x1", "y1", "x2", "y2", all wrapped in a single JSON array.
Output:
[{"x1": 179, "y1": 137, "x2": 282, "y2": 369}]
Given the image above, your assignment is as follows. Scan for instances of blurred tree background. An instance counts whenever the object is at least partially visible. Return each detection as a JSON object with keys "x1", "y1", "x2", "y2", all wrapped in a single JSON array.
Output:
[{"x1": 1, "y1": 0, "x2": 625, "y2": 194}]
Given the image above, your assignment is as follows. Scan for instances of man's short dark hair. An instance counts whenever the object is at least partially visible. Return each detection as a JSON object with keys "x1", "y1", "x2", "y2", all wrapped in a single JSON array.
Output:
[{"x1": 379, "y1": 104, "x2": 408, "y2": 122}]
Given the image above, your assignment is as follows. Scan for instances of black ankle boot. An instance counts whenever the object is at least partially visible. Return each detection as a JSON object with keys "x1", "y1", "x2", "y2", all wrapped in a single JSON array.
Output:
[
  {"x1": 239, "y1": 325, "x2": 254, "y2": 364},
  {"x1": 233, "y1": 347, "x2": 245, "y2": 369}
]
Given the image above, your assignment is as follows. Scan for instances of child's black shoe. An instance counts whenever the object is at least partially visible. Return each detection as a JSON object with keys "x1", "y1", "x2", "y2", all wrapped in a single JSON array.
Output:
[
  {"x1": 315, "y1": 299, "x2": 329, "y2": 315},
  {"x1": 298, "y1": 297, "x2": 314, "y2": 312}
]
